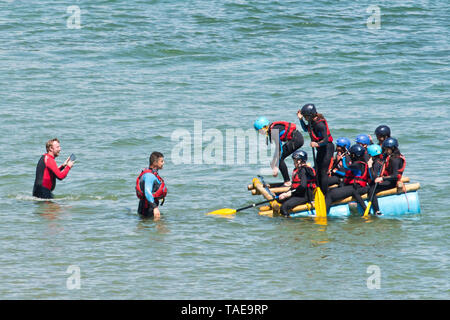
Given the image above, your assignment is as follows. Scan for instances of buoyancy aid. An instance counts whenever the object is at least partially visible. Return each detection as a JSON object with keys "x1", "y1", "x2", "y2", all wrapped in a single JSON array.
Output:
[
  {"x1": 136, "y1": 168, "x2": 167, "y2": 202},
  {"x1": 382, "y1": 154, "x2": 406, "y2": 181},
  {"x1": 291, "y1": 166, "x2": 317, "y2": 190},
  {"x1": 308, "y1": 118, "x2": 333, "y2": 143},
  {"x1": 269, "y1": 121, "x2": 296, "y2": 142},
  {"x1": 344, "y1": 161, "x2": 369, "y2": 187}
]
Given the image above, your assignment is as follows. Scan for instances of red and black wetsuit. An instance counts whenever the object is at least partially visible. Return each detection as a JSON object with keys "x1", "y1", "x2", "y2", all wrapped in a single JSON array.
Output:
[{"x1": 33, "y1": 154, "x2": 71, "y2": 199}]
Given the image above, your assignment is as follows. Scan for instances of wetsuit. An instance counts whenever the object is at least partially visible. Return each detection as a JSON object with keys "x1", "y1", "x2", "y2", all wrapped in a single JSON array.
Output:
[
  {"x1": 279, "y1": 166, "x2": 315, "y2": 216},
  {"x1": 300, "y1": 117, "x2": 334, "y2": 196},
  {"x1": 268, "y1": 122, "x2": 304, "y2": 183},
  {"x1": 33, "y1": 154, "x2": 71, "y2": 199},
  {"x1": 369, "y1": 152, "x2": 405, "y2": 213},
  {"x1": 325, "y1": 160, "x2": 369, "y2": 212},
  {"x1": 328, "y1": 153, "x2": 351, "y2": 187},
  {"x1": 137, "y1": 169, "x2": 166, "y2": 217}
]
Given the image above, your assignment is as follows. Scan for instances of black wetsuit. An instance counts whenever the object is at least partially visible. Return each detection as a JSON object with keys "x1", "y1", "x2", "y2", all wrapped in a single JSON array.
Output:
[
  {"x1": 279, "y1": 166, "x2": 315, "y2": 216},
  {"x1": 300, "y1": 118, "x2": 334, "y2": 196},
  {"x1": 269, "y1": 124, "x2": 304, "y2": 183},
  {"x1": 369, "y1": 152, "x2": 404, "y2": 213},
  {"x1": 325, "y1": 160, "x2": 369, "y2": 212}
]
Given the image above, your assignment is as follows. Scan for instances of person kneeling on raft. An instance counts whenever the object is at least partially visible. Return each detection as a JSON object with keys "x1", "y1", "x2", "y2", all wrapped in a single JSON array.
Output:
[
  {"x1": 367, "y1": 137, "x2": 406, "y2": 215},
  {"x1": 276, "y1": 150, "x2": 316, "y2": 216},
  {"x1": 254, "y1": 116, "x2": 304, "y2": 187},
  {"x1": 136, "y1": 151, "x2": 167, "y2": 219},
  {"x1": 325, "y1": 144, "x2": 370, "y2": 213}
]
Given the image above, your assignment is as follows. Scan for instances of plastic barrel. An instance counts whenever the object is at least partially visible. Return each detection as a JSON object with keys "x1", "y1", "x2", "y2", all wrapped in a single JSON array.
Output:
[
  {"x1": 357, "y1": 191, "x2": 421, "y2": 216},
  {"x1": 289, "y1": 203, "x2": 350, "y2": 218}
]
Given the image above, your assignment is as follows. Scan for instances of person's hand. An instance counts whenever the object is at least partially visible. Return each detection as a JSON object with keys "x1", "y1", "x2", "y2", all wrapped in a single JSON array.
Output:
[
  {"x1": 62, "y1": 156, "x2": 70, "y2": 167},
  {"x1": 297, "y1": 110, "x2": 303, "y2": 120},
  {"x1": 67, "y1": 160, "x2": 75, "y2": 168},
  {"x1": 375, "y1": 177, "x2": 383, "y2": 184},
  {"x1": 279, "y1": 193, "x2": 287, "y2": 200},
  {"x1": 310, "y1": 141, "x2": 319, "y2": 148},
  {"x1": 153, "y1": 207, "x2": 161, "y2": 220},
  {"x1": 367, "y1": 158, "x2": 373, "y2": 168},
  {"x1": 368, "y1": 135, "x2": 373, "y2": 144}
]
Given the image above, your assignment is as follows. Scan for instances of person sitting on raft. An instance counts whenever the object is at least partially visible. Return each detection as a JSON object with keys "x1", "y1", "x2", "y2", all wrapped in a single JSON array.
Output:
[
  {"x1": 355, "y1": 134, "x2": 372, "y2": 162},
  {"x1": 254, "y1": 116, "x2": 304, "y2": 187},
  {"x1": 367, "y1": 137, "x2": 406, "y2": 215},
  {"x1": 327, "y1": 137, "x2": 352, "y2": 187},
  {"x1": 297, "y1": 103, "x2": 334, "y2": 196},
  {"x1": 325, "y1": 144, "x2": 370, "y2": 213},
  {"x1": 276, "y1": 150, "x2": 316, "y2": 216},
  {"x1": 135, "y1": 151, "x2": 167, "y2": 219}
]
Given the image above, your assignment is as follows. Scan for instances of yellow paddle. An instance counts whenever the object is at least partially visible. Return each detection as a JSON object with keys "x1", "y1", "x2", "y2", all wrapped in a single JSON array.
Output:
[
  {"x1": 312, "y1": 147, "x2": 327, "y2": 218},
  {"x1": 207, "y1": 199, "x2": 275, "y2": 216}
]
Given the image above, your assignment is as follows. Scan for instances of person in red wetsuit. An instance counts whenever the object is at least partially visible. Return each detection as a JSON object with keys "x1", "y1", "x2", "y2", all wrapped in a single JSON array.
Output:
[{"x1": 33, "y1": 138, "x2": 75, "y2": 199}]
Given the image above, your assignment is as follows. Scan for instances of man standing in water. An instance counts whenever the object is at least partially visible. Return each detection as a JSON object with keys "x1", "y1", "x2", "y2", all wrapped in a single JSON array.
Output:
[
  {"x1": 135, "y1": 152, "x2": 167, "y2": 220},
  {"x1": 33, "y1": 138, "x2": 75, "y2": 199}
]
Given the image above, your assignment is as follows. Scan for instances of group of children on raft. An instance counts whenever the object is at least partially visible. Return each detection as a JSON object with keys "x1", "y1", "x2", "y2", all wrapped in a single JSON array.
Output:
[{"x1": 253, "y1": 103, "x2": 406, "y2": 216}]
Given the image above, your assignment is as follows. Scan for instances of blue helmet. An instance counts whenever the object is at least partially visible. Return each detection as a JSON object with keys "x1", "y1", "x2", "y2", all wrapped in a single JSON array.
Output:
[
  {"x1": 254, "y1": 117, "x2": 270, "y2": 130},
  {"x1": 292, "y1": 149, "x2": 307, "y2": 161},
  {"x1": 367, "y1": 144, "x2": 382, "y2": 157},
  {"x1": 382, "y1": 137, "x2": 399, "y2": 149},
  {"x1": 349, "y1": 144, "x2": 366, "y2": 158},
  {"x1": 336, "y1": 137, "x2": 351, "y2": 150},
  {"x1": 355, "y1": 134, "x2": 371, "y2": 146}
]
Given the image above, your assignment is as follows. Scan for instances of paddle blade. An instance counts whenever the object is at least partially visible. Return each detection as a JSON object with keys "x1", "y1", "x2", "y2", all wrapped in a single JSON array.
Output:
[
  {"x1": 314, "y1": 187, "x2": 327, "y2": 218},
  {"x1": 363, "y1": 201, "x2": 372, "y2": 217},
  {"x1": 207, "y1": 208, "x2": 237, "y2": 216}
]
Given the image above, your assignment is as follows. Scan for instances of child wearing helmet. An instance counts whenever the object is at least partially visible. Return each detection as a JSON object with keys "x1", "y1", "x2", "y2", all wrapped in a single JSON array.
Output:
[
  {"x1": 373, "y1": 125, "x2": 391, "y2": 146},
  {"x1": 324, "y1": 144, "x2": 370, "y2": 213},
  {"x1": 368, "y1": 137, "x2": 406, "y2": 215},
  {"x1": 355, "y1": 134, "x2": 371, "y2": 162},
  {"x1": 327, "y1": 137, "x2": 352, "y2": 187},
  {"x1": 297, "y1": 103, "x2": 334, "y2": 197},
  {"x1": 276, "y1": 150, "x2": 316, "y2": 216},
  {"x1": 254, "y1": 117, "x2": 304, "y2": 186}
]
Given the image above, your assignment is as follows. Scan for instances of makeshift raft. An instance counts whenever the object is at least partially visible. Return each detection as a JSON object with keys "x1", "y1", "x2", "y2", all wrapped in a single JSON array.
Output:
[{"x1": 248, "y1": 177, "x2": 421, "y2": 218}]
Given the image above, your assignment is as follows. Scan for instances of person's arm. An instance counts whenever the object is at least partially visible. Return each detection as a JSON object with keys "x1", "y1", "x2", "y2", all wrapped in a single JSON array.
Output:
[
  {"x1": 143, "y1": 173, "x2": 158, "y2": 207},
  {"x1": 46, "y1": 156, "x2": 71, "y2": 180},
  {"x1": 299, "y1": 119, "x2": 308, "y2": 132}
]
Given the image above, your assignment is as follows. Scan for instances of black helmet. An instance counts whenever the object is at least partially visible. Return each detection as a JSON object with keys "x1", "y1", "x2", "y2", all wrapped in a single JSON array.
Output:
[
  {"x1": 349, "y1": 144, "x2": 365, "y2": 158},
  {"x1": 292, "y1": 150, "x2": 308, "y2": 161},
  {"x1": 382, "y1": 137, "x2": 398, "y2": 149},
  {"x1": 375, "y1": 125, "x2": 391, "y2": 137},
  {"x1": 300, "y1": 103, "x2": 317, "y2": 117}
]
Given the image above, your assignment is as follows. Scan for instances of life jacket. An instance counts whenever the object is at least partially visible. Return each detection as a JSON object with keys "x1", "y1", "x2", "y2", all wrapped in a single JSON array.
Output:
[
  {"x1": 382, "y1": 154, "x2": 406, "y2": 181},
  {"x1": 344, "y1": 161, "x2": 369, "y2": 187},
  {"x1": 269, "y1": 121, "x2": 296, "y2": 142},
  {"x1": 291, "y1": 166, "x2": 316, "y2": 190},
  {"x1": 308, "y1": 118, "x2": 333, "y2": 143},
  {"x1": 135, "y1": 168, "x2": 167, "y2": 202}
]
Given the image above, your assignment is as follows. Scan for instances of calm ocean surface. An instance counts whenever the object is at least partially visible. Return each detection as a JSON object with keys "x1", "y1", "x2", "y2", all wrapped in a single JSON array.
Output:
[{"x1": 0, "y1": 0, "x2": 448, "y2": 299}]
